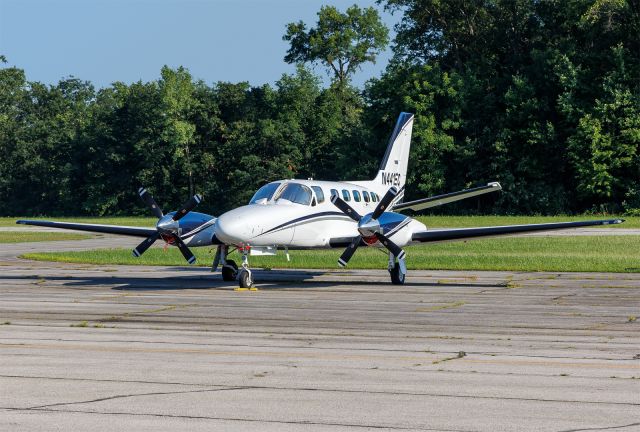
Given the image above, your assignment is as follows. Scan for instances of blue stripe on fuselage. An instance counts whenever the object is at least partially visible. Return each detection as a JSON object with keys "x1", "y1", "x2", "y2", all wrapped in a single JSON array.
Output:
[
  {"x1": 257, "y1": 211, "x2": 409, "y2": 238},
  {"x1": 257, "y1": 211, "x2": 351, "y2": 236}
]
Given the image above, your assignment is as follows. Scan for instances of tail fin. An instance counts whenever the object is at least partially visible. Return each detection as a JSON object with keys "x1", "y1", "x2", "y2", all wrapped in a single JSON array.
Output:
[{"x1": 373, "y1": 112, "x2": 414, "y2": 191}]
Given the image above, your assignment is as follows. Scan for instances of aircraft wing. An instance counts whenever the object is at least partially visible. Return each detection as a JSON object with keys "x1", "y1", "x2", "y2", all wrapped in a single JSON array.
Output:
[
  {"x1": 393, "y1": 182, "x2": 502, "y2": 212},
  {"x1": 16, "y1": 220, "x2": 157, "y2": 238},
  {"x1": 411, "y1": 219, "x2": 624, "y2": 243}
]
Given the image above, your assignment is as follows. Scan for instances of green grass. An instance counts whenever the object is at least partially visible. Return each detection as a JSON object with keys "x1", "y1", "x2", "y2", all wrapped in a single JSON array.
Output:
[
  {"x1": 3, "y1": 215, "x2": 639, "y2": 228},
  {"x1": 0, "y1": 232, "x2": 91, "y2": 243},
  {"x1": 21, "y1": 236, "x2": 640, "y2": 273}
]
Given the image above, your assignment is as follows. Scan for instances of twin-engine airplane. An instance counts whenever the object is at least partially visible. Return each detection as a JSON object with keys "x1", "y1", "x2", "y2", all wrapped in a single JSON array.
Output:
[{"x1": 18, "y1": 113, "x2": 623, "y2": 288}]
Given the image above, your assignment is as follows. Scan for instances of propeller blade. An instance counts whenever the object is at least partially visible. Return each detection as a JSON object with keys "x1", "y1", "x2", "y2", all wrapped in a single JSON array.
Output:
[
  {"x1": 173, "y1": 235, "x2": 197, "y2": 264},
  {"x1": 338, "y1": 236, "x2": 362, "y2": 267},
  {"x1": 375, "y1": 232, "x2": 406, "y2": 261},
  {"x1": 330, "y1": 194, "x2": 362, "y2": 222},
  {"x1": 138, "y1": 187, "x2": 164, "y2": 219},
  {"x1": 173, "y1": 194, "x2": 203, "y2": 221},
  {"x1": 132, "y1": 232, "x2": 161, "y2": 258},
  {"x1": 371, "y1": 186, "x2": 400, "y2": 220}
]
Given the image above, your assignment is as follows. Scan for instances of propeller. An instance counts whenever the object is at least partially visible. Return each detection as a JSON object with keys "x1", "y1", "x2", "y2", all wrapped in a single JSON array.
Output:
[
  {"x1": 330, "y1": 186, "x2": 407, "y2": 267},
  {"x1": 132, "y1": 187, "x2": 202, "y2": 264}
]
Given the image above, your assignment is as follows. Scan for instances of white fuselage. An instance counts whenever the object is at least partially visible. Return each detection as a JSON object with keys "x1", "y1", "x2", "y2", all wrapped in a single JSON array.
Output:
[{"x1": 207, "y1": 179, "x2": 426, "y2": 249}]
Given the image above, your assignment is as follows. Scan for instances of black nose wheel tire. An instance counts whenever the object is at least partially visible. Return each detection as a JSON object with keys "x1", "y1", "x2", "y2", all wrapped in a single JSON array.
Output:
[
  {"x1": 238, "y1": 269, "x2": 253, "y2": 288},
  {"x1": 222, "y1": 260, "x2": 238, "y2": 282},
  {"x1": 390, "y1": 263, "x2": 405, "y2": 285}
]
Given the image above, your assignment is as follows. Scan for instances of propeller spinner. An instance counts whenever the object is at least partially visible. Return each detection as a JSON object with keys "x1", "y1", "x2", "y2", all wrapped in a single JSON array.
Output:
[
  {"x1": 132, "y1": 187, "x2": 202, "y2": 264},
  {"x1": 330, "y1": 187, "x2": 406, "y2": 267}
]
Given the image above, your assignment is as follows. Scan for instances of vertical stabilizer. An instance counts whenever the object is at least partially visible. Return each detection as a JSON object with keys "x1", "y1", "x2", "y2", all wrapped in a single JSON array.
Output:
[{"x1": 373, "y1": 112, "x2": 414, "y2": 193}]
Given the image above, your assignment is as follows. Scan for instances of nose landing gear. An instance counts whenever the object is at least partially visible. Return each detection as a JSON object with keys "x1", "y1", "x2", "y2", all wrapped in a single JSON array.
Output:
[
  {"x1": 388, "y1": 252, "x2": 407, "y2": 285},
  {"x1": 215, "y1": 244, "x2": 256, "y2": 289},
  {"x1": 236, "y1": 245, "x2": 255, "y2": 290}
]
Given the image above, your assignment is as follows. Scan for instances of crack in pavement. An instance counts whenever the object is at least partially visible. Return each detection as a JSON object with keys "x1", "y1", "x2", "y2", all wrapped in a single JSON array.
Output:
[
  {"x1": 1, "y1": 336, "x2": 636, "y2": 361},
  {"x1": 557, "y1": 422, "x2": 640, "y2": 432},
  {"x1": 27, "y1": 387, "x2": 246, "y2": 410},
  {"x1": 0, "y1": 407, "x2": 468, "y2": 431},
  {"x1": 1, "y1": 375, "x2": 637, "y2": 408}
]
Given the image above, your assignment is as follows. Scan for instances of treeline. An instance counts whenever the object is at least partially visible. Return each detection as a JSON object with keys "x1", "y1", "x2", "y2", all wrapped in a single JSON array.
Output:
[{"x1": 1, "y1": 0, "x2": 639, "y2": 217}]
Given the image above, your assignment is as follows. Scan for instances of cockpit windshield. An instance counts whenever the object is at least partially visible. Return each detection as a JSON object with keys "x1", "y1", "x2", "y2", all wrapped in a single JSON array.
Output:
[
  {"x1": 249, "y1": 182, "x2": 281, "y2": 204},
  {"x1": 275, "y1": 183, "x2": 313, "y2": 206}
]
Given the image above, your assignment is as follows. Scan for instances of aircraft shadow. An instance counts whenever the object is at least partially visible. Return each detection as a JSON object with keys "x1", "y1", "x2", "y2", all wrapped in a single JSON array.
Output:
[{"x1": 0, "y1": 271, "x2": 498, "y2": 291}]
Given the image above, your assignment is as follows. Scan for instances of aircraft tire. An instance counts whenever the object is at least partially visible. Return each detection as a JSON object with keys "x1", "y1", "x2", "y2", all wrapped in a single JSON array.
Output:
[
  {"x1": 390, "y1": 263, "x2": 405, "y2": 285},
  {"x1": 222, "y1": 260, "x2": 238, "y2": 281},
  {"x1": 238, "y1": 269, "x2": 253, "y2": 288}
]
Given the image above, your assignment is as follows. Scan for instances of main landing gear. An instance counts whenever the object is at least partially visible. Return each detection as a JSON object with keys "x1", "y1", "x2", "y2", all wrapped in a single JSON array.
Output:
[
  {"x1": 213, "y1": 245, "x2": 255, "y2": 289},
  {"x1": 388, "y1": 252, "x2": 407, "y2": 285}
]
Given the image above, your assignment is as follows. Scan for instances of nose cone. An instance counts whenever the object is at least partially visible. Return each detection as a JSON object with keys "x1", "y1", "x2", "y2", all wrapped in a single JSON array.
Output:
[
  {"x1": 156, "y1": 215, "x2": 178, "y2": 233},
  {"x1": 214, "y1": 207, "x2": 252, "y2": 244},
  {"x1": 358, "y1": 214, "x2": 381, "y2": 238}
]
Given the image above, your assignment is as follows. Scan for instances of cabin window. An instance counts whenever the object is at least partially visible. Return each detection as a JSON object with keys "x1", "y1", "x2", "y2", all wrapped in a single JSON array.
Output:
[
  {"x1": 311, "y1": 186, "x2": 325, "y2": 203},
  {"x1": 330, "y1": 189, "x2": 338, "y2": 199},
  {"x1": 353, "y1": 190, "x2": 361, "y2": 202},
  {"x1": 362, "y1": 191, "x2": 370, "y2": 202},
  {"x1": 249, "y1": 182, "x2": 281, "y2": 204},
  {"x1": 276, "y1": 183, "x2": 313, "y2": 206},
  {"x1": 342, "y1": 189, "x2": 351, "y2": 202},
  {"x1": 371, "y1": 192, "x2": 378, "y2": 202}
]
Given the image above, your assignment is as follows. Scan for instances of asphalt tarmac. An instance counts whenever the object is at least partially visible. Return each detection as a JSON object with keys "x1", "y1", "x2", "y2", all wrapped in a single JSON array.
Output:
[{"x1": 1, "y1": 236, "x2": 639, "y2": 431}]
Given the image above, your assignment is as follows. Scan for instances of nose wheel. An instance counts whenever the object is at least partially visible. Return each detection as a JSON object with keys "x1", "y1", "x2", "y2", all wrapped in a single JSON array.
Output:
[
  {"x1": 238, "y1": 268, "x2": 253, "y2": 288},
  {"x1": 236, "y1": 245, "x2": 255, "y2": 290},
  {"x1": 388, "y1": 253, "x2": 407, "y2": 285}
]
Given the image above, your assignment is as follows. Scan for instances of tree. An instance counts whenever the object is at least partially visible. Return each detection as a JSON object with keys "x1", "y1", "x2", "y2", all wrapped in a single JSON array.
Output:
[
  {"x1": 567, "y1": 46, "x2": 640, "y2": 208},
  {"x1": 283, "y1": 5, "x2": 389, "y2": 85},
  {"x1": 159, "y1": 66, "x2": 198, "y2": 197},
  {"x1": 365, "y1": 62, "x2": 463, "y2": 201}
]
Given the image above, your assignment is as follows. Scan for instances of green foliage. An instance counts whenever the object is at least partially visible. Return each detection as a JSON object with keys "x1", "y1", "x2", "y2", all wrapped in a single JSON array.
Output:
[
  {"x1": 377, "y1": 0, "x2": 640, "y2": 214},
  {"x1": 283, "y1": 5, "x2": 389, "y2": 85},
  {"x1": 567, "y1": 46, "x2": 640, "y2": 207},
  {"x1": 0, "y1": 1, "x2": 638, "y2": 216}
]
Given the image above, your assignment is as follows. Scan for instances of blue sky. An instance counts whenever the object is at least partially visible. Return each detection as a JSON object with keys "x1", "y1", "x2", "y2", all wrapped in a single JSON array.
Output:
[{"x1": 0, "y1": 0, "x2": 400, "y2": 89}]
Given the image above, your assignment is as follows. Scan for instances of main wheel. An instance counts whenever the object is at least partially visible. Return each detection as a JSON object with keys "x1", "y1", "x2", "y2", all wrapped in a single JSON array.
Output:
[
  {"x1": 222, "y1": 260, "x2": 238, "y2": 281},
  {"x1": 238, "y1": 269, "x2": 253, "y2": 288},
  {"x1": 390, "y1": 263, "x2": 405, "y2": 285}
]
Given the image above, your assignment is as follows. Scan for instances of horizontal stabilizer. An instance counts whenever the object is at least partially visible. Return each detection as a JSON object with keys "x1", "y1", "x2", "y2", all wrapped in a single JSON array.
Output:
[
  {"x1": 411, "y1": 219, "x2": 624, "y2": 243},
  {"x1": 16, "y1": 220, "x2": 157, "y2": 238},
  {"x1": 393, "y1": 182, "x2": 502, "y2": 212}
]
